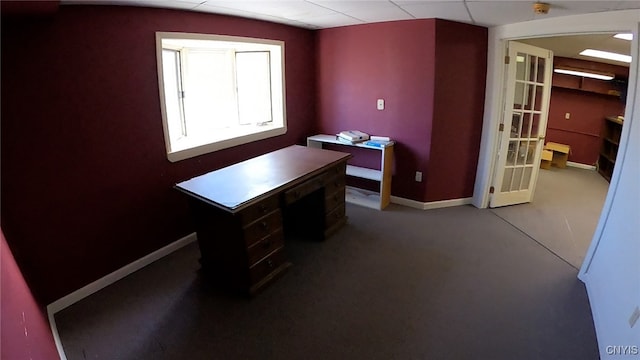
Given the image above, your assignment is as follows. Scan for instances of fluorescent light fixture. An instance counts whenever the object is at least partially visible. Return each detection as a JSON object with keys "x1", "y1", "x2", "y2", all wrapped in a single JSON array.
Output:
[
  {"x1": 614, "y1": 33, "x2": 633, "y2": 41},
  {"x1": 579, "y1": 49, "x2": 632, "y2": 63},
  {"x1": 554, "y1": 68, "x2": 614, "y2": 81}
]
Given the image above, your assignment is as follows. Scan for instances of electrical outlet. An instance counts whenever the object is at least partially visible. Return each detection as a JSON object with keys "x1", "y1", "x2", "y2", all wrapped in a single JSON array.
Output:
[
  {"x1": 565, "y1": 112, "x2": 571, "y2": 120},
  {"x1": 415, "y1": 171, "x2": 422, "y2": 182},
  {"x1": 377, "y1": 99, "x2": 385, "y2": 110}
]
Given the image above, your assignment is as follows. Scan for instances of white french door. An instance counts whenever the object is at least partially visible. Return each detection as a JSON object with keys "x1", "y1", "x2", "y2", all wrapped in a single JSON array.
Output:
[{"x1": 490, "y1": 41, "x2": 553, "y2": 208}]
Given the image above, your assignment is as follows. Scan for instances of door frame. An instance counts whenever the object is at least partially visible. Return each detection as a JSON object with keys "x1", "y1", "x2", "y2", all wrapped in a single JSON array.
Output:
[{"x1": 471, "y1": 10, "x2": 639, "y2": 273}]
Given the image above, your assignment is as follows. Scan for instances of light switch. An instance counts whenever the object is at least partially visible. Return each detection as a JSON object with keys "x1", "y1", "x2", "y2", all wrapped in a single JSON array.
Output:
[
  {"x1": 377, "y1": 99, "x2": 384, "y2": 110},
  {"x1": 565, "y1": 112, "x2": 571, "y2": 120}
]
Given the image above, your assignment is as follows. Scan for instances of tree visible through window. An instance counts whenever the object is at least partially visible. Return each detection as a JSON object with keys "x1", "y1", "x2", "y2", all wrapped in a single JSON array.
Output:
[{"x1": 156, "y1": 33, "x2": 286, "y2": 162}]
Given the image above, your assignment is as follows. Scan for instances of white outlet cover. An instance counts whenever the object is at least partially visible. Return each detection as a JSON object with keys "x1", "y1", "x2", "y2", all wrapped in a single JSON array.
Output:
[{"x1": 377, "y1": 99, "x2": 384, "y2": 110}]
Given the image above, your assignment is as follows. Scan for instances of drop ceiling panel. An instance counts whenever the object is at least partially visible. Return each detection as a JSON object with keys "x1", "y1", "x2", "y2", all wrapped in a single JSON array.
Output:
[
  {"x1": 398, "y1": 1, "x2": 472, "y2": 23},
  {"x1": 302, "y1": 12, "x2": 365, "y2": 28},
  {"x1": 200, "y1": 1, "x2": 335, "y2": 21},
  {"x1": 310, "y1": 1, "x2": 414, "y2": 23},
  {"x1": 467, "y1": 2, "x2": 555, "y2": 26}
]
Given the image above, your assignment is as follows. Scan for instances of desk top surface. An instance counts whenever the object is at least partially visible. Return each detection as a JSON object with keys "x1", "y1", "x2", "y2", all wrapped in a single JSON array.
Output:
[{"x1": 175, "y1": 145, "x2": 351, "y2": 212}]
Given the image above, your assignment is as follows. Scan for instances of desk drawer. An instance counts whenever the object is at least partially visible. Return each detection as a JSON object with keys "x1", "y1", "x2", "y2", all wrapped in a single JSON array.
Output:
[
  {"x1": 247, "y1": 228, "x2": 284, "y2": 266},
  {"x1": 243, "y1": 210, "x2": 282, "y2": 247},
  {"x1": 326, "y1": 177, "x2": 345, "y2": 197},
  {"x1": 240, "y1": 196, "x2": 280, "y2": 226},
  {"x1": 328, "y1": 162, "x2": 347, "y2": 177},
  {"x1": 325, "y1": 186, "x2": 345, "y2": 211},
  {"x1": 249, "y1": 247, "x2": 287, "y2": 285},
  {"x1": 284, "y1": 175, "x2": 325, "y2": 205},
  {"x1": 325, "y1": 203, "x2": 346, "y2": 230}
]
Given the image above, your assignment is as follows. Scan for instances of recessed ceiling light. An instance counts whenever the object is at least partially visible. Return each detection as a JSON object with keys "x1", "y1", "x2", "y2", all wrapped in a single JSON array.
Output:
[
  {"x1": 579, "y1": 49, "x2": 632, "y2": 63},
  {"x1": 553, "y1": 68, "x2": 614, "y2": 81},
  {"x1": 614, "y1": 33, "x2": 633, "y2": 41}
]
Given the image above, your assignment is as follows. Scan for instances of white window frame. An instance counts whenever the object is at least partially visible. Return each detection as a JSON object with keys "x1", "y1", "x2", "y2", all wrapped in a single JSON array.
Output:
[{"x1": 155, "y1": 32, "x2": 287, "y2": 162}]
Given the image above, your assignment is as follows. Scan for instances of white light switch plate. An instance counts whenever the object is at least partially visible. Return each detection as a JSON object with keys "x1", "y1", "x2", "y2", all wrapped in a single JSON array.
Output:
[{"x1": 377, "y1": 99, "x2": 384, "y2": 110}]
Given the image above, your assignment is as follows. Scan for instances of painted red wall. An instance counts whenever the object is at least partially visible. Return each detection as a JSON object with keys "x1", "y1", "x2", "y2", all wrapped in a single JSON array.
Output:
[
  {"x1": 0, "y1": 0, "x2": 59, "y2": 16},
  {"x1": 547, "y1": 57, "x2": 627, "y2": 165},
  {"x1": 428, "y1": 20, "x2": 487, "y2": 202},
  {"x1": 1, "y1": 6, "x2": 316, "y2": 304},
  {"x1": 316, "y1": 19, "x2": 437, "y2": 200},
  {"x1": 1, "y1": 230, "x2": 60, "y2": 360},
  {"x1": 316, "y1": 19, "x2": 487, "y2": 202}
]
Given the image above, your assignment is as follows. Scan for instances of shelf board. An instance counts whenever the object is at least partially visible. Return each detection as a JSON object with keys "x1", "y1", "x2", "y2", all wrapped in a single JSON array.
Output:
[
  {"x1": 552, "y1": 84, "x2": 621, "y2": 97},
  {"x1": 345, "y1": 187, "x2": 382, "y2": 210},
  {"x1": 603, "y1": 137, "x2": 619, "y2": 145},
  {"x1": 599, "y1": 152, "x2": 616, "y2": 163},
  {"x1": 606, "y1": 116, "x2": 624, "y2": 125},
  {"x1": 307, "y1": 134, "x2": 392, "y2": 151},
  {"x1": 307, "y1": 134, "x2": 394, "y2": 211},
  {"x1": 346, "y1": 165, "x2": 382, "y2": 181}
]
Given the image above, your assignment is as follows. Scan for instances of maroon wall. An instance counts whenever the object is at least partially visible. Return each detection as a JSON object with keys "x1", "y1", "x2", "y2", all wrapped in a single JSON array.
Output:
[
  {"x1": 1, "y1": 6, "x2": 316, "y2": 304},
  {"x1": 0, "y1": 0, "x2": 59, "y2": 16},
  {"x1": 316, "y1": 19, "x2": 487, "y2": 202},
  {"x1": 547, "y1": 89, "x2": 625, "y2": 165},
  {"x1": 1, "y1": 230, "x2": 60, "y2": 360},
  {"x1": 428, "y1": 20, "x2": 487, "y2": 202},
  {"x1": 548, "y1": 57, "x2": 627, "y2": 165},
  {"x1": 316, "y1": 19, "x2": 437, "y2": 200}
]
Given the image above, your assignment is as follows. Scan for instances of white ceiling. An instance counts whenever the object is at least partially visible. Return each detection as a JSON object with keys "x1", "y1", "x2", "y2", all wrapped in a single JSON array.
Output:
[
  {"x1": 62, "y1": 0, "x2": 640, "y2": 29},
  {"x1": 518, "y1": 34, "x2": 632, "y2": 66},
  {"x1": 62, "y1": 0, "x2": 638, "y2": 65}
]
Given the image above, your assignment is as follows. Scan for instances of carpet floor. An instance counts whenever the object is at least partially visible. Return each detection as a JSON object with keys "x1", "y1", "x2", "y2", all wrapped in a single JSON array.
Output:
[
  {"x1": 490, "y1": 167, "x2": 609, "y2": 269},
  {"x1": 55, "y1": 203, "x2": 599, "y2": 359}
]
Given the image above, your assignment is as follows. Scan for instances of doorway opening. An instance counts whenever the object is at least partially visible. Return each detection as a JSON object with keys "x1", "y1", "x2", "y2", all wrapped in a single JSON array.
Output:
[{"x1": 488, "y1": 33, "x2": 631, "y2": 268}]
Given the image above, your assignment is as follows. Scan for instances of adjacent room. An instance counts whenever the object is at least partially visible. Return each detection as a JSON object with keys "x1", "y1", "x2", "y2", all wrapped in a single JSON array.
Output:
[
  {"x1": 2, "y1": 1, "x2": 639, "y2": 360},
  {"x1": 490, "y1": 33, "x2": 630, "y2": 269}
]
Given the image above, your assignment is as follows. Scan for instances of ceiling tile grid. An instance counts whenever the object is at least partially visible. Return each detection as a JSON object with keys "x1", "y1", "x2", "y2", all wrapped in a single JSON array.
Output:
[
  {"x1": 61, "y1": 0, "x2": 640, "y2": 29},
  {"x1": 60, "y1": 0, "x2": 638, "y2": 61}
]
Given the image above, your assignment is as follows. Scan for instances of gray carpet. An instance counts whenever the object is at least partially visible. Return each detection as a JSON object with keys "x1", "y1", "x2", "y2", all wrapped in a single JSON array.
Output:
[
  {"x1": 490, "y1": 167, "x2": 609, "y2": 269},
  {"x1": 55, "y1": 204, "x2": 599, "y2": 360}
]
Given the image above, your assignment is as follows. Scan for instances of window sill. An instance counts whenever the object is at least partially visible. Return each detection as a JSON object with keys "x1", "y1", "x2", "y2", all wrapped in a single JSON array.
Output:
[{"x1": 166, "y1": 126, "x2": 286, "y2": 162}]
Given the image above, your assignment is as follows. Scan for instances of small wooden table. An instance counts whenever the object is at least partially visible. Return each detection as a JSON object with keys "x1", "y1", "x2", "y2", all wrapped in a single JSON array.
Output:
[{"x1": 175, "y1": 145, "x2": 351, "y2": 295}]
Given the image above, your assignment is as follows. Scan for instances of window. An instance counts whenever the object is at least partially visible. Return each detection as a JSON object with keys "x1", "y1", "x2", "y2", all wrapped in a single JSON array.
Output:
[{"x1": 156, "y1": 32, "x2": 287, "y2": 162}]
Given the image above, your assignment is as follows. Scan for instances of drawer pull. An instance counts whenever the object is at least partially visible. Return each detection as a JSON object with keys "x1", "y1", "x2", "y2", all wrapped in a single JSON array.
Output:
[
  {"x1": 263, "y1": 240, "x2": 272, "y2": 248},
  {"x1": 267, "y1": 259, "x2": 274, "y2": 268},
  {"x1": 259, "y1": 204, "x2": 269, "y2": 213},
  {"x1": 261, "y1": 221, "x2": 269, "y2": 231}
]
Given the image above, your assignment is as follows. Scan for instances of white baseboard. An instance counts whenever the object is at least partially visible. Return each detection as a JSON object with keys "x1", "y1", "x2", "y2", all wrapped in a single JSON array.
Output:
[
  {"x1": 567, "y1": 161, "x2": 597, "y2": 171},
  {"x1": 391, "y1": 195, "x2": 473, "y2": 210},
  {"x1": 46, "y1": 232, "x2": 197, "y2": 360}
]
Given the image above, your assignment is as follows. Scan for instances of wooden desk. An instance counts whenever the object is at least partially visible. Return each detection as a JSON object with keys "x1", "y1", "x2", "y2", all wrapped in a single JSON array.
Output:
[{"x1": 175, "y1": 145, "x2": 351, "y2": 295}]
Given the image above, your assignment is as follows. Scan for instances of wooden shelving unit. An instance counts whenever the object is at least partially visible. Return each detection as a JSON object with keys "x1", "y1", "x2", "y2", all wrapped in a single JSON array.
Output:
[
  {"x1": 552, "y1": 73, "x2": 623, "y2": 97},
  {"x1": 307, "y1": 134, "x2": 394, "y2": 210},
  {"x1": 598, "y1": 116, "x2": 623, "y2": 182}
]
